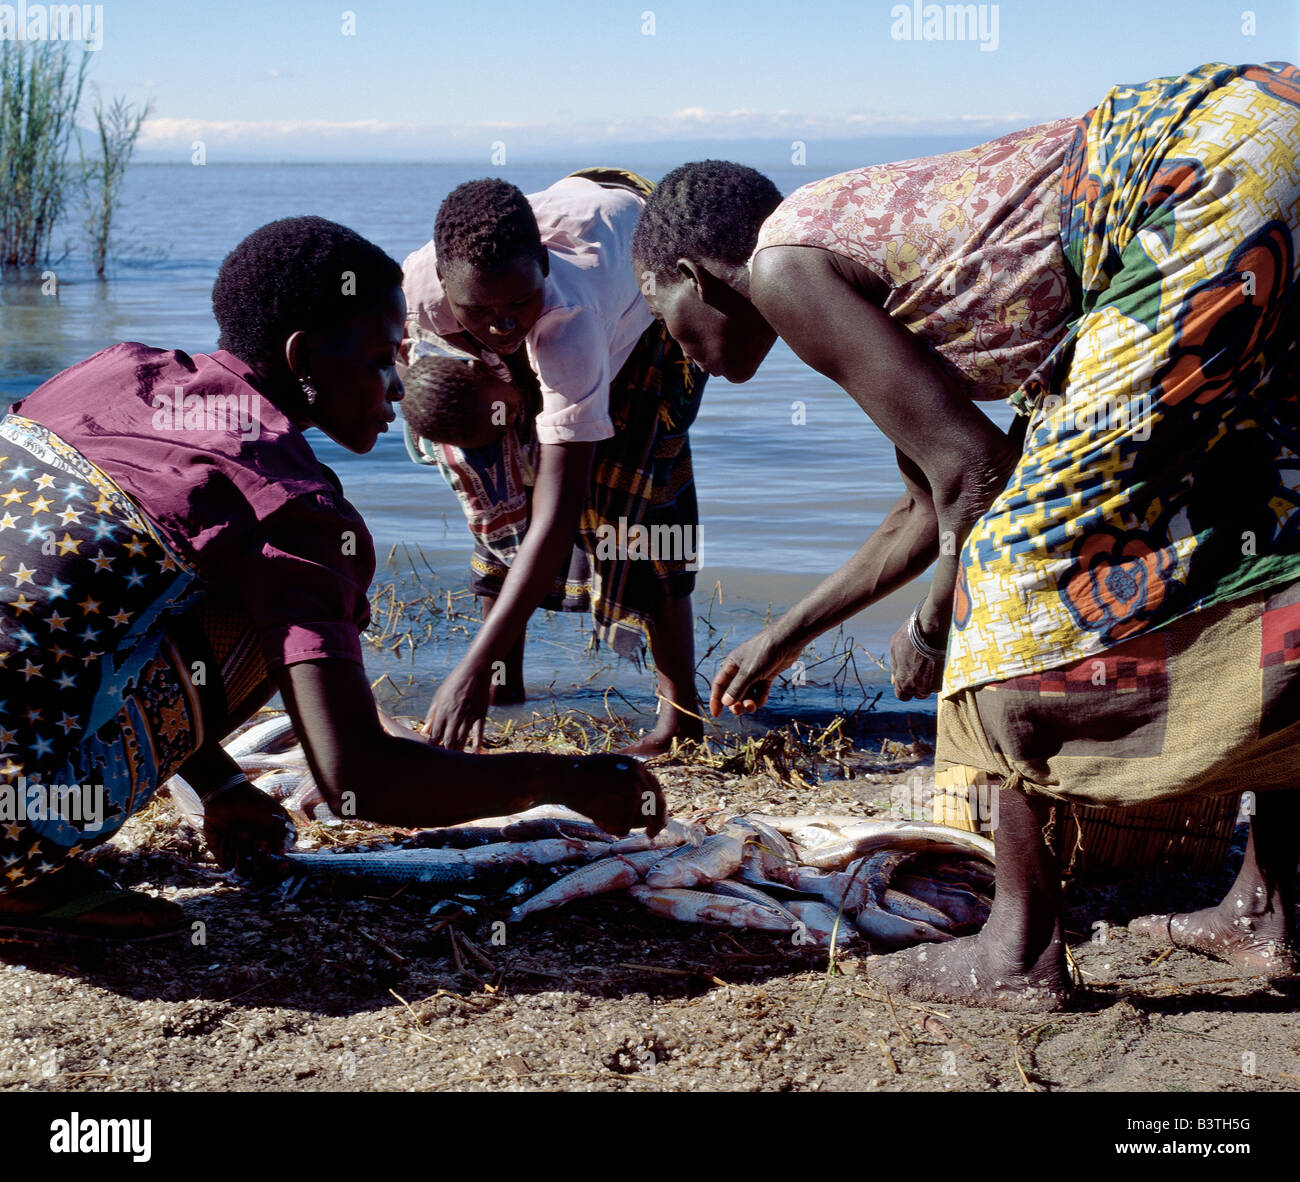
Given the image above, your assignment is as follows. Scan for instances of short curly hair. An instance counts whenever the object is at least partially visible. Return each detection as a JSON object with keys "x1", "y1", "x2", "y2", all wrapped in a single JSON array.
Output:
[
  {"x1": 632, "y1": 161, "x2": 783, "y2": 284},
  {"x1": 402, "y1": 355, "x2": 483, "y2": 445},
  {"x1": 434, "y1": 179, "x2": 544, "y2": 274},
  {"x1": 212, "y1": 216, "x2": 403, "y2": 369}
]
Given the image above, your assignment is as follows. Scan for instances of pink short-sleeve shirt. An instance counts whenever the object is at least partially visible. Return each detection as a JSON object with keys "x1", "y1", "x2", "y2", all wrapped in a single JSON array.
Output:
[
  {"x1": 402, "y1": 176, "x2": 653, "y2": 444},
  {"x1": 15, "y1": 344, "x2": 375, "y2": 670}
]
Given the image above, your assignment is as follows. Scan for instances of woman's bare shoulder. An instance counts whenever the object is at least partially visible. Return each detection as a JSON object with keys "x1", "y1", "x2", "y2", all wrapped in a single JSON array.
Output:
[{"x1": 751, "y1": 244, "x2": 886, "y2": 310}]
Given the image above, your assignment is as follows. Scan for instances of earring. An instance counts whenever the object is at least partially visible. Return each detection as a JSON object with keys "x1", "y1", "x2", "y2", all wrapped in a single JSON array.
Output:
[{"x1": 300, "y1": 378, "x2": 318, "y2": 407}]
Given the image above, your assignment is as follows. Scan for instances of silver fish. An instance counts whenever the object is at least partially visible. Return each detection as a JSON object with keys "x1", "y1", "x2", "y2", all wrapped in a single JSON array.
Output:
[
  {"x1": 508, "y1": 849, "x2": 663, "y2": 922},
  {"x1": 894, "y1": 873, "x2": 991, "y2": 930},
  {"x1": 929, "y1": 858, "x2": 996, "y2": 890},
  {"x1": 503, "y1": 877, "x2": 535, "y2": 901},
  {"x1": 407, "y1": 826, "x2": 513, "y2": 849},
  {"x1": 459, "y1": 803, "x2": 606, "y2": 830},
  {"x1": 733, "y1": 817, "x2": 799, "y2": 885},
  {"x1": 785, "y1": 899, "x2": 859, "y2": 948},
  {"x1": 224, "y1": 714, "x2": 297, "y2": 759},
  {"x1": 786, "y1": 865, "x2": 871, "y2": 915},
  {"x1": 282, "y1": 837, "x2": 599, "y2": 885},
  {"x1": 710, "y1": 879, "x2": 801, "y2": 926},
  {"x1": 502, "y1": 817, "x2": 616, "y2": 843},
  {"x1": 252, "y1": 768, "x2": 310, "y2": 801},
  {"x1": 851, "y1": 850, "x2": 918, "y2": 908},
  {"x1": 882, "y1": 888, "x2": 954, "y2": 932},
  {"x1": 628, "y1": 885, "x2": 794, "y2": 932},
  {"x1": 287, "y1": 781, "x2": 336, "y2": 825},
  {"x1": 282, "y1": 849, "x2": 482, "y2": 885},
  {"x1": 166, "y1": 774, "x2": 206, "y2": 830},
  {"x1": 232, "y1": 751, "x2": 310, "y2": 775},
  {"x1": 854, "y1": 901, "x2": 953, "y2": 947},
  {"x1": 798, "y1": 821, "x2": 995, "y2": 870},
  {"x1": 644, "y1": 824, "x2": 748, "y2": 889},
  {"x1": 795, "y1": 827, "x2": 853, "y2": 852},
  {"x1": 608, "y1": 819, "x2": 701, "y2": 854}
]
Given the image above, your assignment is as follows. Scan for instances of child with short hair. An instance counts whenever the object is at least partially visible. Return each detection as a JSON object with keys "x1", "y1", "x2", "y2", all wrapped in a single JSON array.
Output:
[{"x1": 402, "y1": 350, "x2": 525, "y2": 451}]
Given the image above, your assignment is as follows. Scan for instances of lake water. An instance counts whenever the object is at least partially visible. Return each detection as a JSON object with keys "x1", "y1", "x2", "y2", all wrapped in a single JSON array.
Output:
[{"x1": 0, "y1": 159, "x2": 1017, "y2": 740}]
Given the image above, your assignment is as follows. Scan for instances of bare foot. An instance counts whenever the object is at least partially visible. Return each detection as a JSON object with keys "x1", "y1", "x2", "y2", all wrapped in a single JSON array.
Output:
[
  {"x1": 863, "y1": 931, "x2": 1072, "y2": 1013},
  {"x1": 617, "y1": 723, "x2": 703, "y2": 760},
  {"x1": 1130, "y1": 903, "x2": 1297, "y2": 976}
]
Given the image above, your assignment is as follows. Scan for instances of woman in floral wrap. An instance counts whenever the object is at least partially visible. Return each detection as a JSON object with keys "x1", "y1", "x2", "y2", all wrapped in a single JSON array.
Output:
[{"x1": 632, "y1": 62, "x2": 1300, "y2": 1009}]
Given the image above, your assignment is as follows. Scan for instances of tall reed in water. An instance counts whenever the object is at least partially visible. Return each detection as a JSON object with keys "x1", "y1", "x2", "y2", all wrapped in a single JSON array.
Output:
[
  {"x1": 81, "y1": 94, "x2": 152, "y2": 277},
  {"x1": 0, "y1": 41, "x2": 87, "y2": 266}
]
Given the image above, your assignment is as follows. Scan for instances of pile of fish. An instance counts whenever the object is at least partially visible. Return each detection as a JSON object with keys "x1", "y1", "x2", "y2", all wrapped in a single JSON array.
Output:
[{"x1": 167, "y1": 713, "x2": 996, "y2": 952}]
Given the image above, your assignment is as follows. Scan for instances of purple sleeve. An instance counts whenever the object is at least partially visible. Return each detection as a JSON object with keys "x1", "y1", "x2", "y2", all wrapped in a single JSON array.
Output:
[{"x1": 229, "y1": 493, "x2": 374, "y2": 670}]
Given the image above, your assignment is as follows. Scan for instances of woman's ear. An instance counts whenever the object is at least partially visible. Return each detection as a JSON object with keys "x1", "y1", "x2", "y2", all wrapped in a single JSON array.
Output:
[
  {"x1": 284, "y1": 329, "x2": 310, "y2": 381},
  {"x1": 677, "y1": 258, "x2": 726, "y2": 306}
]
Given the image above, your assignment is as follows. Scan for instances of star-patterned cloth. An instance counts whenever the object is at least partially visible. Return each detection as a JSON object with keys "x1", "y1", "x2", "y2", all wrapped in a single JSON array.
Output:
[{"x1": 0, "y1": 416, "x2": 207, "y2": 891}]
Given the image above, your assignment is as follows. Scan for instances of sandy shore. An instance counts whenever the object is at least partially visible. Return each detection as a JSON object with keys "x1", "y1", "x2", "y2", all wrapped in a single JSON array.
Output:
[{"x1": 2, "y1": 734, "x2": 1298, "y2": 1094}]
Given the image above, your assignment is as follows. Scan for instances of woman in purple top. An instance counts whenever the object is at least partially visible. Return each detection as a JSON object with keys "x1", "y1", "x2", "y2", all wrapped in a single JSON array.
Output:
[{"x1": 0, "y1": 216, "x2": 662, "y2": 942}]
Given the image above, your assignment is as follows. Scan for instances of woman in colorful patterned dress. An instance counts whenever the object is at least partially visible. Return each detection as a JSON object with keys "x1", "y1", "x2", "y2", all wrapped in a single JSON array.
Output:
[
  {"x1": 0, "y1": 216, "x2": 662, "y2": 943},
  {"x1": 632, "y1": 62, "x2": 1300, "y2": 1009}
]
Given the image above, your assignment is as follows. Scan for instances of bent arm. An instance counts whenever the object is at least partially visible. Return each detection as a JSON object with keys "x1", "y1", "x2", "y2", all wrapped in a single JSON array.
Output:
[
  {"x1": 709, "y1": 450, "x2": 940, "y2": 713},
  {"x1": 751, "y1": 245, "x2": 1019, "y2": 640}
]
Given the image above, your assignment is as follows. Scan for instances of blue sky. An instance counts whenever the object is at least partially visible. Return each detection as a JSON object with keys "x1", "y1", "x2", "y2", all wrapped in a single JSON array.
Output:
[{"x1": 56, "y1": 0, "x2": 1300, "y2": 159}]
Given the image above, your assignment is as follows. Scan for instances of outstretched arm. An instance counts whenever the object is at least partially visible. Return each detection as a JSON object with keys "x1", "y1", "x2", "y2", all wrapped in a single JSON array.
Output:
[
  {"x1": 423, "y1": 438, "x2": 596, "y2": 749},
  {"x1": 712, "y1": 245, "x2": 1019, "y2": 709},
  {"x1": 284, "y1": 656, "x2": 663, "y2": 832}
]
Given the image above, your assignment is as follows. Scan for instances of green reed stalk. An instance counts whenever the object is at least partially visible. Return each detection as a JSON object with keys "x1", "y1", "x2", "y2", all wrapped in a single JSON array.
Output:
[
  {"x1": 81, "y1": 94, "x2": 152, "y2": 277},
  {"x1": 0, "y1": 41, "x2": 88, "y2": 266}
]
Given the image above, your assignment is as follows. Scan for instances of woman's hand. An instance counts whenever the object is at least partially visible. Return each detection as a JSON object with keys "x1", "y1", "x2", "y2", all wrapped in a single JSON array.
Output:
[
  {"x1": 560, "y1": 754, "x2": 668, "y2": 836},
  {"x1": 889, "y1": 615, "x2": 946, "y2": 700},
  {"x1": 203, "y1": 780, "x2": 294, "y2": 875},
  {"x1": 709, "y1": 627, "x2": 806, "y2": 716},
  {"x1": 424, "y1": 658, "x2": 493, "y2": 751}
]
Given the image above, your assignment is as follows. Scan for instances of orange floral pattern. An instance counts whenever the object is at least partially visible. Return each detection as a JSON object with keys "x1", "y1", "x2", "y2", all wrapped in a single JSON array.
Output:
[
  {"x1": 1060, "y1": 529, "x2": 1175, "y2": 644},
  {"x1": 1153, "y1": 224, "x2": 1291, "y2": 407}
]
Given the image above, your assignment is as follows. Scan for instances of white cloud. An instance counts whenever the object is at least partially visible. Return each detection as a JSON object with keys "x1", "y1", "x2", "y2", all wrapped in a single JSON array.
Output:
[{"x1": 136, "y1": 105, "x2": 1043, "y2": 159}]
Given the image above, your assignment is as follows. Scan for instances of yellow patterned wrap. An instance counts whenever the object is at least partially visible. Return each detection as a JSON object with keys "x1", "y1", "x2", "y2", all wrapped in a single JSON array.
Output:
[{"x1": 944, "y1": 62, "x2": 1300, "y2": 695}]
